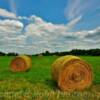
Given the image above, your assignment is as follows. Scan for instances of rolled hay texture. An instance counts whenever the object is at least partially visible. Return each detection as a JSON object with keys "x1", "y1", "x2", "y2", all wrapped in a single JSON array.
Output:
[
  {"x1": 10, "y1": 55, "x2": 32, "y2": 72},
  {"x1": 52, "y1": 55, "x2": 93, "y2": 91}
]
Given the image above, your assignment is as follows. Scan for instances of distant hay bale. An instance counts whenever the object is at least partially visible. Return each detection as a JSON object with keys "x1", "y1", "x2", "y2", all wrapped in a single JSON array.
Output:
[
  {"x1": 10, "y1": 55, "x2": 32, "y2": 72},
  {"x1": 52, "y1": 55, "x2": 93, "y2": 91},
  {"x1": 38, "y1": 54, "x2": 43, "y2": 58}
]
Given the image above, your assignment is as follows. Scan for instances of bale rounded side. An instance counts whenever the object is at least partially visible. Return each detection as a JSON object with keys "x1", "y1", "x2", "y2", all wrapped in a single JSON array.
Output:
[{"x1": 52, "y1": 55, "x2": 93, "y2": 91}]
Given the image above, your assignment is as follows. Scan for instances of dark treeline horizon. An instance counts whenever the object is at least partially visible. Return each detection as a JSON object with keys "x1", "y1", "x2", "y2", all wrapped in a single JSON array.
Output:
[{"x1": 0, "y1": 48, "x2": 100, "y2": 56}]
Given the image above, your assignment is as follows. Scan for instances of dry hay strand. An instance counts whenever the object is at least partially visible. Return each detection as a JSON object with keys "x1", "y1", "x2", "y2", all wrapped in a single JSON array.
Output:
[
  {"x1": 10, "y1": 55, "x2": 32, "y2": 72},
  {"x1": 52, "y1": 55, "x2": 93, "y2": 91}
]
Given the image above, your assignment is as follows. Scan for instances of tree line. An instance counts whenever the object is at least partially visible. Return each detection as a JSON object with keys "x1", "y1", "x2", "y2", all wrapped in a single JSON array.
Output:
[
  {"x1": 37, "y1": 49, "x2": 100, "y2": 56},
  {"x1": 0, "y1": 49, "x2": 100, "y2": 56}
]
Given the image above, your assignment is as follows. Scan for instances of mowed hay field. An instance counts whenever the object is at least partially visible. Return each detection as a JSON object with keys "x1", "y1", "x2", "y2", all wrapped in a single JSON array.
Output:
[{"x1": 0, "y1": 56, "x2": 100, "y2": 100}]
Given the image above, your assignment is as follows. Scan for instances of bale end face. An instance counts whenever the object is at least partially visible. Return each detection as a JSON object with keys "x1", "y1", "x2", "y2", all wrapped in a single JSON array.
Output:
[
  {"x1": 52, "y1": 55, "x2": 93, "y2": 91},
  {"x1": 10, "y1": 55, "x2": 32, "y2": 72}
]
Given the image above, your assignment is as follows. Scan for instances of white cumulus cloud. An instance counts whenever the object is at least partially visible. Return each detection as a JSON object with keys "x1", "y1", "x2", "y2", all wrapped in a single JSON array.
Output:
[{"x1": 0, "y1": 8, "x2": 16, "y2": 18}]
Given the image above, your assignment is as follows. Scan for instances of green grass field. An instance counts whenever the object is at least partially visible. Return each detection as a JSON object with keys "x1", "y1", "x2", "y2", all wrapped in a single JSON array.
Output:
[{"x1": 0, "y1": 56, "x2": 100, "y2": 100}]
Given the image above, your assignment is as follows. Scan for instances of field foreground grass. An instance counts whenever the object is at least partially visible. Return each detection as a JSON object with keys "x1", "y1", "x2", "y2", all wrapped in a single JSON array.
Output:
[{"x1": 0, "y1": 56, "x2": 100, "y2": 100}]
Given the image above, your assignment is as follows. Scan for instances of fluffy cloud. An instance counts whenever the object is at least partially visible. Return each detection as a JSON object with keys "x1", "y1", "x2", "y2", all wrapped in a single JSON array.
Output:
[
  {"x1": 0, "y1": 19, "x2": 26, "y2": 54},
  {"x1": 0, "y1": 19, "x2": 24, "y2": 39},
  {"x1": 0, "y1": 19, "x2": 23, "y2": 28},
  {"x1": 85, "y1": 27, "x2": 100, "y2": 40},
  {"x1": 0, "y1": 8, "x2": 16, "y2": 18},
  {"x1": 25, "y1": 15, "x2": 81, "y2": 37}
]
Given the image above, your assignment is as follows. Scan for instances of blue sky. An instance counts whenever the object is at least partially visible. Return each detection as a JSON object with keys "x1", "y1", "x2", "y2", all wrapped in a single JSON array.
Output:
[
  {"x1": 0, "y1": 0, "x2": 67, "y2": 23},
  {"x1": 0, "y1": 0, "x2": 100, "y2": 54}
]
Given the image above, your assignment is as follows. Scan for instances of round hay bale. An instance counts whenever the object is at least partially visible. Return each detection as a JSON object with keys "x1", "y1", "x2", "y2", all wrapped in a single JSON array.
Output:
[
  {"x1": 52, "y1": 55, "x2": 93, "y2": 91},
  {"x1": 10, "y1": 55, "x2": 32, "y2": 72}
]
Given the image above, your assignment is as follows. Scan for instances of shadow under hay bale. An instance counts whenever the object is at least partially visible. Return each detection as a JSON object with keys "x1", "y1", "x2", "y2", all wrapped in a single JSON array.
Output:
[
  {"x1": 45, "y1": 79, "x2": 58, "y2": 90},
  {"x1": 10, "y1": 55, "x2": 32, "y2": 72},
  {"x1": 52, "y1": 55, "x2": 93, "y2": 91}
]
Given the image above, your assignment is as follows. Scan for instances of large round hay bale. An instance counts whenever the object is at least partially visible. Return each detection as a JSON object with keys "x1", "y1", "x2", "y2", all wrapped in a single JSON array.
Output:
[
  {"x1": 52, "y1": 55, "x2": 93, "y2": 91},
  {"x1": 10, "y1": 55, "x2": 32, "y2": 72}
]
